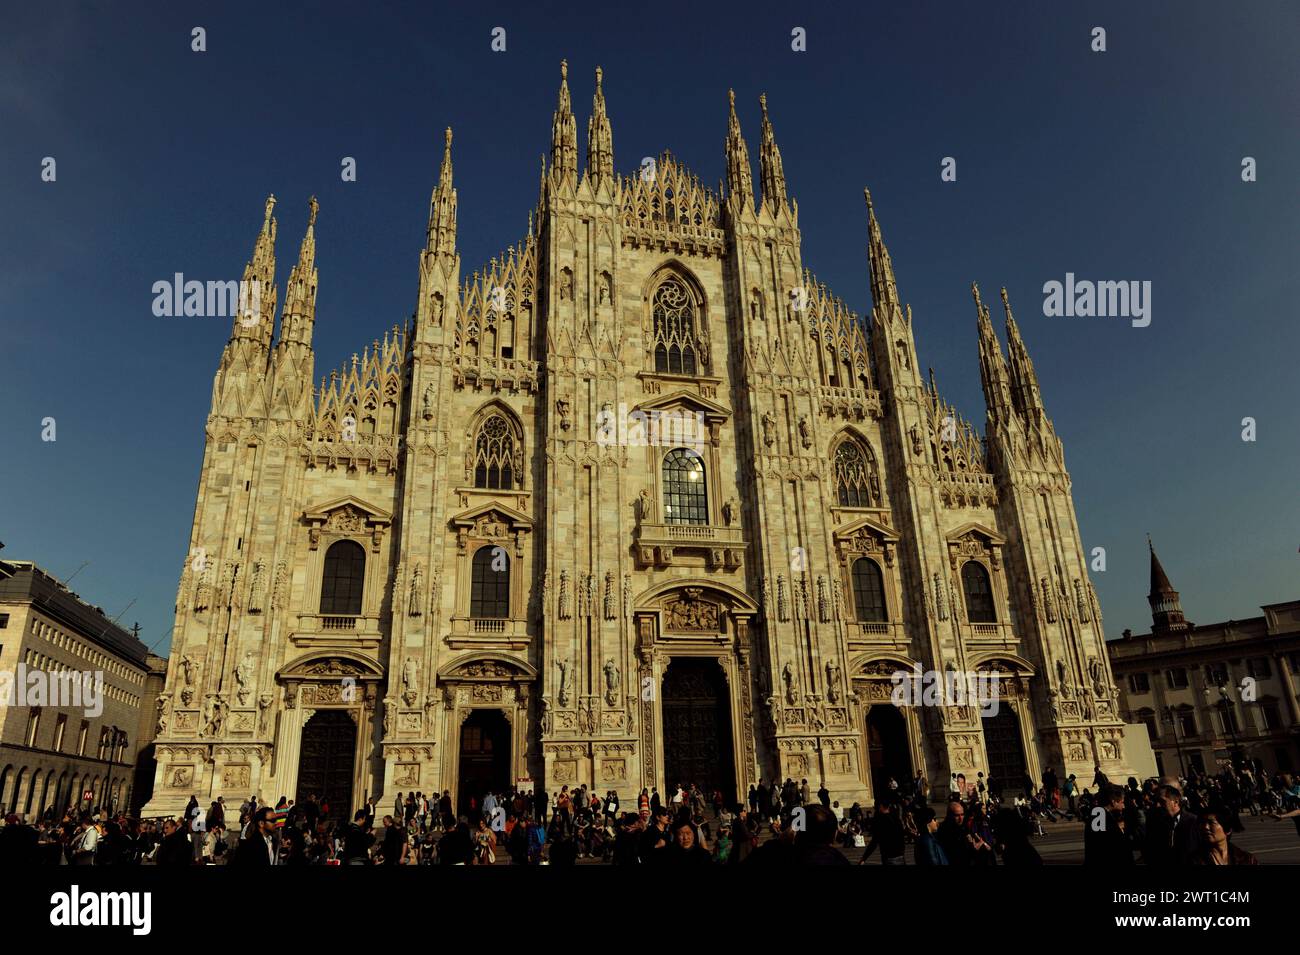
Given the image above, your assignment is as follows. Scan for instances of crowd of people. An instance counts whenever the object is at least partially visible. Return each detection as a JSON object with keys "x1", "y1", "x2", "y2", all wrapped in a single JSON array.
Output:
[{"x1": 1, "y1": 763, "x2": 1296, "y2": 866}]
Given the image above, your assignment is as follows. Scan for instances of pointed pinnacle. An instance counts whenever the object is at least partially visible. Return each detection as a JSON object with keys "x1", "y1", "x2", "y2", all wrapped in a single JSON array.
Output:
[{"x1": 863, "y1": 187, "x2": 874, "y2": 213}]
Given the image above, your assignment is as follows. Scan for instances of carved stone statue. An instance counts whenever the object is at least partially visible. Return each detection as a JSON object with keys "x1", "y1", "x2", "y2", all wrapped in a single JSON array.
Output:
[
  {"x1": 383, "y1": 699, "x2": 395, "y2": 737},
  {"x1": 557, "y1": 659, "x2": 571, "y2": 707},
  {"x1": 558, "y1": 570, "x2": 571, "y2": 619},
  {"x1": 257, "y1": 693, "x2": 272, "y2": 735},
  {"x1": 155, "y1": 695, "x2": 171, "y2": 735},
  {"x1": 401, "y1": 657, "x2": 419, "y2": 708},
  {"x1": 798, "y1": 415, "x2": 812, "y2": 449},
  {"x1": 825, "y1": 660, "x2": 841, "y2": 703},
  {"x1": 556, "y1": 397, "x2": 571, "y2": 431},
  {"x1": 234, "y1": 652, "x2": 255, "y2": 706},
  {"x1": 782, "y1": 662, "x2": 799, "y2": 705},
  {"x1": 603, "y1": 659, "x2": 620, "y2": 705},
  {"x1": 637, "y1": 488, "x2": 653, "y2": 523},
  {"x1": 422, "y1": 383, "x2": 434, "y2": 420},
  {"x1": 722, "y1": 497, "x2": 737, "y2": 527},
  {"x1": 603, "y1": 571, "x2": 616, "y2": 620}
]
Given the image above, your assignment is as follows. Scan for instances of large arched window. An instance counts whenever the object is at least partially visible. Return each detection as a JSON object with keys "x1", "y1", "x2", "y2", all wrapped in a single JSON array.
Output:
[
  {"x1": 851, "y1": 557, "x2": 888, "y2": 622},
  {"x1": 473, "y1": 413, "x2": 518, "y2": 489},
  {"x1": 470, "y1": 546, "x2": 511, "y2": 619},
  {"x1": 834, "y1": 441, "x2": 875, "y2": 507},
  {"x1": 662, "y1": 448, "x2": 708, "y2": 525},
  {"x1": 320, "y1": 539, "x2": 366, "y2": 615},
  {"x1": 961, "y1": 561, "x2": 996, "y2": 623},
  {"x1": 651, "y1": 277, "x2": 699, "y2": 375}
]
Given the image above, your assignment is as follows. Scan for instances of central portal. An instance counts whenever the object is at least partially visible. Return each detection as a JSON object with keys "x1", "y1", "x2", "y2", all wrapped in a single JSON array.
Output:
[
  {"x1": 661, "y1": 657, "x2": 735, "y2": 800},
  {"x1": 866, "y1": 704, "x2": 912, "y2": 798},
  {"x1": 457, "y1": 709, "x2": 511, "y2": 817},
  {"x1": 296, "y1": 709, "x2": 357, "y2": 822}
]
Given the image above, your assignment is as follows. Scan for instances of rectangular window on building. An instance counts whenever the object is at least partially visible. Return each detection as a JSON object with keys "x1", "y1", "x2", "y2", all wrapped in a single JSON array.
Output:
[
  {"x1": 0, "y1": 612, "x2": 9, "y2": 628},
  {"x1": 1188, "y1": 752, "x2": 1206, "y2": 774},
  {"x1": 77, "y1": 720, "x2": 89, "y2": 756},
  {"x1": 1204, "y1": 663, "x2": 1229, "y2": 687},
  {"x1": 1247, "y1": 657, "x2": 1272, "y2": 680},
  {"x1": 1129, "y1": 672, "x2": 1150, "y2": 694},
  {"x1": 54, "y1": 714, "x2": 67, "y2": 751},
  {"x1": 25, "y1": 708, "x2": 40, "y2": 747},
  {"x1": 1166, "y1": 667, "x2": 1188, "y2": 689},
  {"x1": 1177, "y1": 707, "x2": 1198, "y2": 738},
  {"x1": 1260, "y1": 702, "x2": 1281, "y2": 732},
  {"x1": 1219, "y1": 703, "x2": 1239, "y2": 736}
]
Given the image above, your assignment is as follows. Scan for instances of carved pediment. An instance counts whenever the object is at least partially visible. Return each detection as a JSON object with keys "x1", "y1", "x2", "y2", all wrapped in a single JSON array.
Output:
[
  {"x1": 277, "y1": 651, "x2": 384, "y2": 683},
  {"x1": 448, "y1": 501, "x2": 533, "y2": 532},
  {"x1": 632, "y1": 389, "x2": 732, "y2": 423},
  {"x1": 438, "y1": 654, "x2": 537, "y2": 682},
  {"x1": 945, "y1": 522, "x2": 1006, "y2": 569},
  {"x1": 833, "y1": 515, "x2": 899, "y2": 563},
  {"x1": 304, "y1": 495, "x2": 393, "y2": 527}
]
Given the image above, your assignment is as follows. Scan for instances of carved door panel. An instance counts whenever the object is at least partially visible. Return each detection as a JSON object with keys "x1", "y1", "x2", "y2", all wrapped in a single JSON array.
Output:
[{"x1": 981, "y1": 707, "x2": 1027, "y2": 785}]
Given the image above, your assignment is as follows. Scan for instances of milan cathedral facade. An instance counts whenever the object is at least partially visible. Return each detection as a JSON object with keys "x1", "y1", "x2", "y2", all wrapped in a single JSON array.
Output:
[{"x1": 144, "y1": 63, "x2": 1134, "y2": 816}]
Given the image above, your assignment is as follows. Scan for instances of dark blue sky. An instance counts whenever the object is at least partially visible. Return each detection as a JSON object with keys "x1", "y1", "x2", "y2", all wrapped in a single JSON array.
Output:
[{"x1": 2, "y1": 1, "x2": 1296, "y2": 654}]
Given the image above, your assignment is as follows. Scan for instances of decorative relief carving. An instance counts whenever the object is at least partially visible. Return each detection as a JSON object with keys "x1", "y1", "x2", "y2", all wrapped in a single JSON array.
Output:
[{"x1": 663, "y1": 588, "x2": 720, "y2": 632}]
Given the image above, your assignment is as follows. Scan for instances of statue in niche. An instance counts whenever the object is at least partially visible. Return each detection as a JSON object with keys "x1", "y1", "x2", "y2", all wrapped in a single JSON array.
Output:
[
  {"x1": 782, "y1": 663, "x2": 799, "y2": 706},
  {"x1": 826, "y1": 660, "x2": 841, "y2": 703},
  {"x1": 603, "y1": 659, "x2": 620, "y2": 705},
  {"x1": 402, "y1": 657, "x2": 419, "y2": 707},
  {"x1": 557, "y1": 659, "x2": 571, "y2": 707},
  {"x1": 422, "y1": 384, "x2": 434, "y2": 420},
  {"x1": 234, "y1": 652, "x2": 255, "y2": 706},
  {"x1": 155, "y1": 695, "x2": 171, "y2": 735},
  {"x1": 257, "y1": 693, "x2": 273, "y2": 735},
  {"x1": 556, "y1": 398, "x2": 571, "y2": 431},
  {"x1": 761, "y1": 411, "x2": 776, "y2": 449},
  {"x1": 722, "y1": 497, "x2": 737, "y2": 527},
  {"x1": 798, "y1": 415, "x2": 812, "y2": 449},
  {"x1": 637, "y1": 488, "x2": 653, "y2": 523}
]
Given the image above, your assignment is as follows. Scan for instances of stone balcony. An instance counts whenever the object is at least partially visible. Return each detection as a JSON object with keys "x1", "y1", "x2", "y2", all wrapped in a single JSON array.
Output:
[
  {"x1": 290, "y1": 613, "x2": 383, "y2": 650},
  {"x1": 634, "y1": 522, "x2": 745, "y2": 570},
  {"x1": 445, "y1": 616, "x2": 530, "y2": 651}
]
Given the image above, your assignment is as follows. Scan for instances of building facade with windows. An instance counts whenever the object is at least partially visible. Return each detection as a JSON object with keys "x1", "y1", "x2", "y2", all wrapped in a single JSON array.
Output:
[
  {"x1": 1109, "y1": 545, "x2": 1300, "y2": 777},
  {"x1": 0, "y1": 562, "x2": 164, "y2": 818},
  {"x1": 143, "y1": 65, "x2": 1136, "y2": 816}
]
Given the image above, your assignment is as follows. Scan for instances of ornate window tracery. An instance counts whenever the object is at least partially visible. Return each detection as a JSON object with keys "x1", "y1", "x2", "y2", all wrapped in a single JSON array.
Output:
[
  {"x1": 652, "y1": 277, "x2": 699, "y2": 375},
  {"x1": 834, "y1": 441, "x2": 877, "y2": 507},
  {"x1": 473, "y1": 413, "x2": 518, "y2": 489},
  {"x1": 662, "y1": 448, "x2": 708, "y2": 525}
]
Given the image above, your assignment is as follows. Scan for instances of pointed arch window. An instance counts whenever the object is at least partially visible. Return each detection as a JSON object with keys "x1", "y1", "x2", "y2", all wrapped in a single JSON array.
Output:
[
  {"x1": 652, "y1": 277, "x2": 699, "y2": 375},
  {"x1": 474, "y1": 413, "x2": 518, "y2": 489},
  {"x1": 851, "y1": 557, "x2": 888, "y2": 622},
  {"x1": 961, "y1": 561, "x2": 996, "y2": 623},
  {"x1": 320, "y1": 539, "x2": 366, "y2": 615},
  {"x1": 470, "y1": 546, "x2": 511, "y2": 619},
  {"x1": 834, "y1": 441, "x2": 875, "y2": 507},
  {"x1": 662, "y1": 448, "x2": 708, "y2": 525}
]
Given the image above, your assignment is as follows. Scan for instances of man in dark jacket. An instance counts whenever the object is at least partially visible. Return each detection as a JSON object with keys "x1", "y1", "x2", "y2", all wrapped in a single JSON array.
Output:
[
  {"x1": 342, "y1": 810, "x2": 375, "y2": 864},
  {"x1": 1084, "y1": 785, "x2": 1134, "y2": 865},
  {"x1": 157, "y1": 818, "x2": 194, "y2": 866},
  {"x1": 798, "y1": 804, "x2": 849, "y2": 865},
  {"x1": 232, "y1": 807, "x2": 278, "y2": 866},
  {"x1": 936, "y1": 800, "x2": 973, "y2": 865},
  {"x1": 859, "y1": 801, "x2": 906, "y2": 865},
  {"x1": 1144, "y1": 785, "x2": 1199, "y2": 865}
]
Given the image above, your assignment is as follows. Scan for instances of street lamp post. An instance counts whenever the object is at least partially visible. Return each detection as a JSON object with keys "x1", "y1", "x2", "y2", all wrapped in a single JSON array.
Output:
[{"x1": 1207, "y1": 682, "x2": 1244, "y2": 771}]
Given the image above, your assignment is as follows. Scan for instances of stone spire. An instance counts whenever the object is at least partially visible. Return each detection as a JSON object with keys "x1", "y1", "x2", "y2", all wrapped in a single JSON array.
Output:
[
  {"x1": 863, "y1": 188, "x2": 899, "y2": 317},
  {"x1": 585, "y1": 65, "x2": 614, "y2": 187},
  {"x1": 1147, "y1": 538, "x2": 1189, "y2": 634},
  {"x1": 426, "y1": 127, "x2": 458, "y2": 257},
  {"x1": 724, "y1": 89, "x2": 753, "y2": 210},
  {"x1": 974, "y1": 283, "x2": 1014, "y2": 423},
  {"x1": 1001, "y1": 287, "x2": 1046, "y2": 421},
  {"x1": 234, "y1": 194, "x2": 279, "y2": 344},
  {"x1": 279, "y1": 197, "x2": 318, "y2": 347},
  {"x1": 758, "y1": 93, "x2": 787, "y2": 211},
  {"x1": 550, "y1": 60, "x2": 578, "y2": 186}
]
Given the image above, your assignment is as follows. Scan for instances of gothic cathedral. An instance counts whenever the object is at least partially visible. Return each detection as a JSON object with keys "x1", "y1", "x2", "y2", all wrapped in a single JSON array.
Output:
[{"x1": 144, "y1": 63, "x2": 1133, "y2": 817}]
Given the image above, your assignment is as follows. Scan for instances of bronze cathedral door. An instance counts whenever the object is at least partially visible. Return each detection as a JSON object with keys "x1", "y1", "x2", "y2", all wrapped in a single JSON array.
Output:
[
  {"x1": 661, "y1": 658, "x2": 736, "y2": 797},
  {"x1": 296, "y1": 710, "x2": 357, "y2": 821}
]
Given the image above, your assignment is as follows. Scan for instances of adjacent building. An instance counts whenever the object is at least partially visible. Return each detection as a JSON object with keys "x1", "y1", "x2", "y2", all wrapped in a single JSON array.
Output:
[
  {"x1": 0, "y1": 562, "x2": 166, "y2": 818},
  {"x1": 1109, "y1": 544, "x2": 1300, "y2": 777},
  {"x1": 144, "y1": 64, "x2": 1138, "y2": 818}
]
